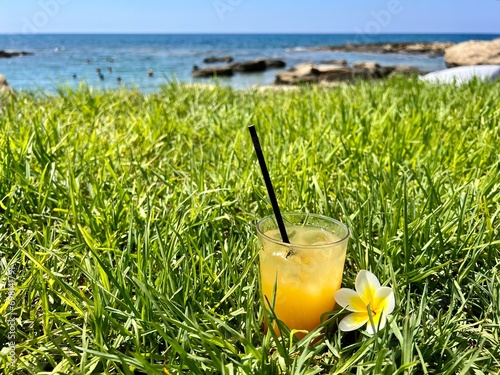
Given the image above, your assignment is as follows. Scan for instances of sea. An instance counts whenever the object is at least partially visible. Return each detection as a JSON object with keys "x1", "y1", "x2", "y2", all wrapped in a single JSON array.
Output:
[{"x1": 0, "y1": 33, "x2": 498, "y2": 93}]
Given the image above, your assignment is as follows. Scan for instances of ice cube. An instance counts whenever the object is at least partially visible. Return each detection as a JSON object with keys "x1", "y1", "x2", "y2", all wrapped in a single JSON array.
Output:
[{"x1": 294, "y1": 228, "x2": 329, "y2": 245}]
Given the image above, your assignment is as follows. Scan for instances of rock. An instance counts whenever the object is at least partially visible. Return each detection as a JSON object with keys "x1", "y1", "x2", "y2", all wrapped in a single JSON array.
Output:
[
  {"x1": 381, "y1": 42, "x2": 454, "y2": 55},
  {"x1": 319, "y1": 67, "x2": 358, "y2": 82},
  {"x1": 275, "y1": 62, "x2": 421, "y2": 85},
  {"x1": 311, "y1": 64, "x2": 350, "y2": 74},
  {"x1": 352, "y1": 61, "x2": 395, "y2": 78},
  {"x1": 305, "y1": 42, "x2": 454, "y2": 55},
  {"x1": 0, "y1": 50, "x2": 33, "y2": 58},
  {"x1": 195, "y1": 59, "x2": 286, "y2": 76},
  {"x1": 232, "y1": 59, "x2": 268, "y2": 72},
  {"x1": 286, "y1": 63, "x2": 316, "y2": 77},
  {"x1": 275, "y1": 64, "x2": 313, "y2": 85},
  {"x1": 230, "y1": 59, "x2": 286, "y2": 72},
  {"x1": 275, "y1": 64, "x2": 353, "y2": 85},
  {"x1": 352, "y1": 61, "x2": 422, "y2": 77},
  {"x1": 203, "y1": 56, "x2": 234, "y2": 63},
  {"x1": 444, "y1": 38, "x2": 500, "y2": 67},
  {"x1": 320, "y1": 59, "x2": 348, "y2": 66},
  {"x1": 192, "y1": 65, "x2": 234, "y2": 78},
  {"x1": 264, "y1": 59, "x2": 286, "y2": 68},
  {"x1": 0, "y1": 74, "x2": 14, "y2": 94}
]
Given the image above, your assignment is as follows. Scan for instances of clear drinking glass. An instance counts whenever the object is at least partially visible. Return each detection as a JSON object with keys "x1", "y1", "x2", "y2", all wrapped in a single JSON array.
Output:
[{"x1": 257, "y1": 213, "x2": 349, "y2": 337}]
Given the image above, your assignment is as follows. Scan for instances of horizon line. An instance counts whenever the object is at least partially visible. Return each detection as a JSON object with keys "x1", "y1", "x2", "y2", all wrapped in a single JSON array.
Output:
[{"x1": 1, "y1": 31, "x2": 499, "y2": 36}]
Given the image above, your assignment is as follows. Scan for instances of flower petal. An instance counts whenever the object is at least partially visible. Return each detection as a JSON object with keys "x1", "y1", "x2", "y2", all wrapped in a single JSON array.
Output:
[
  {"x1": 334, "y1": 288, "x2": 367, "y2": 312},
  {"x1": 372, "y1": 287, "x2": 395, "y2": 315},
  {"x1": 355, "y1": 270, "x2": 380, "y2": 304},
  {"x1": 338, "y1": 313, "x2": 369, "y2": 332},
  {"x1": 365, "y1": 309, "x2": 388, "y2": 334}
]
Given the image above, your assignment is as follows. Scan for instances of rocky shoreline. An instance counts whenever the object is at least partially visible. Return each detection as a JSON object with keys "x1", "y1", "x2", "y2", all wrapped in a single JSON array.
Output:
[
  {"x1": 275, "y1": 62, "x2": 422, "y2": 85},
  {"x1": 304, "y1": 42, "x2": 455, "y2": 56},
  {"x1": 190, "y1": 39, "x2": 500, "y2": 85},
  {"x1": 191, "y1": 56, "x2": 424, "y2": 85}
]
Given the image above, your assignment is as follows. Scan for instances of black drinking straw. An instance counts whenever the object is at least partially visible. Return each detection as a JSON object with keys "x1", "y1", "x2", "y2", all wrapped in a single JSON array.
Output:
[{"x1": 248, "y1": 125, "x2": 290, "y2": 243}]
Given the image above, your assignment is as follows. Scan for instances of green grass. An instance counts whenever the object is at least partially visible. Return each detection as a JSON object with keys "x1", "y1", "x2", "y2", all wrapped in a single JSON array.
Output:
[{"x1": 0, "y1": 77, "x2": 499, "y2": 374}]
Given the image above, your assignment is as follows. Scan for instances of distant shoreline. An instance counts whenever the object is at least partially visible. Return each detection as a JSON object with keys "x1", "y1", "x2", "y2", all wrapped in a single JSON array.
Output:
[{"x1": 302, "y1": 42, "x2": 454, "y2": 56}]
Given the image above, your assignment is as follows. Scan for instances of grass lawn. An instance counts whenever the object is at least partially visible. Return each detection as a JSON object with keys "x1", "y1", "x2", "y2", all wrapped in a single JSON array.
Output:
[{"x1": 1, "y1": 77, "x2": 499, "y2": 374}]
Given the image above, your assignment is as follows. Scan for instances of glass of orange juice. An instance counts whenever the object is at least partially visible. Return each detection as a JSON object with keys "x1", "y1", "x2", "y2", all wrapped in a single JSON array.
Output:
[{"x1": 257, "y1": 213, "x2": 349, "y2": 338}]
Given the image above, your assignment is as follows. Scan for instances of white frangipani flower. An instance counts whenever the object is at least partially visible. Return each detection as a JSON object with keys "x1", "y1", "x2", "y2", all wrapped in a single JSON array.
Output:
[{"x1": 334, "y1": 270, "x2": 395, "y2": 334}]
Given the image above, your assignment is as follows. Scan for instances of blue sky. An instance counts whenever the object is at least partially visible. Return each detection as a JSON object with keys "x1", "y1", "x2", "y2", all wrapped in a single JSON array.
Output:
[{"x1": 0, "y1": 0, "x2": 499, "y2": 34}]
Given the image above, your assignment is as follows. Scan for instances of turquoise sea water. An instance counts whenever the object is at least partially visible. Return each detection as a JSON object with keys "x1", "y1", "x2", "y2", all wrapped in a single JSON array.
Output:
[{"x1": 0, "y1": 33, "x2": 498, "y2": 92}]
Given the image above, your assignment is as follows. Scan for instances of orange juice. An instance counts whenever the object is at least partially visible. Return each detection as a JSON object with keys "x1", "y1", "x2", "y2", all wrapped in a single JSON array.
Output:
[{"x1": 257, "y1": 215, "x2": 349, "y2": 338}]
